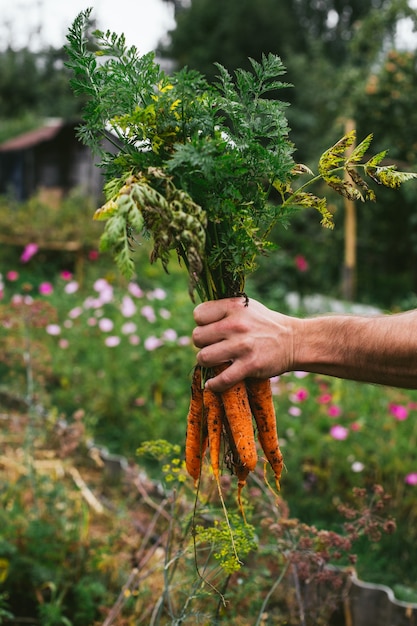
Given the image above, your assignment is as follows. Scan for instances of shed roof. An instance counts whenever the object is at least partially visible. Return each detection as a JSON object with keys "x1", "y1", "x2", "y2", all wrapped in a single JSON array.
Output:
[{"x1": 0, "y1": 119, "x2": 68, "y2": 152}]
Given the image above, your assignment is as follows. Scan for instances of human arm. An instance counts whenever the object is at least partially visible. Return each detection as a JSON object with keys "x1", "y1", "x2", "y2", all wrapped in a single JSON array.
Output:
[{"x1": 192, "y1": 297, "x2": 417, "y2": 392}]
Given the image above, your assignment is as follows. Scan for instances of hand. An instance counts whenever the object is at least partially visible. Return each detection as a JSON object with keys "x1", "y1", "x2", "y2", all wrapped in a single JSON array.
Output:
[{"x1": 192, "y1": 297, "x2": 297, "y2": 392}]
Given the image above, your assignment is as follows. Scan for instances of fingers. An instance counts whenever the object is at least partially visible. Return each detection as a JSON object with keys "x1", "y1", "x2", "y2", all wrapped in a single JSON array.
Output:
[
  {"x1": 203, "y1": 361, "x2": 249, "y2": 393},
  {"x1": 193, "y1": 297, "x2": 248, "y2": 326}
]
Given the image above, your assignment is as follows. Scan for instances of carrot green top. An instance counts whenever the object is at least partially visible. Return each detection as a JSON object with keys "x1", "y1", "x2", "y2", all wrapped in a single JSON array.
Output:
[{"x1": 65, "y1": 8, "x2": 417, "y2": 301}]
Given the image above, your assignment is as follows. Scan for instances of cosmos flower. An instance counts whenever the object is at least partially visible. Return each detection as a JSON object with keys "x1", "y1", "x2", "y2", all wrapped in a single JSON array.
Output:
[
  {"x1": 330, "y1": 425, "x2": 349, "y2": 440},
  {"x1": 39, "y1": 282, "x2": 53, "y2": 295},
  {"x1": 21, "y1": 243, "x2": 39, "y2": 263}
]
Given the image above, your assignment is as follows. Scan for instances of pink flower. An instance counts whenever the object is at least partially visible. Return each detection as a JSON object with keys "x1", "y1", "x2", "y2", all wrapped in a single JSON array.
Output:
[
  {"x1": 46, "y1": 324, "x2": 61, "y2": 336},
  {"x1": 317, "y1": 393, "x2": 332, "y2": 405},
  {"x1": 120, "y1": 295, "x2": 136, "y2": 317},
  {"x1": 68, "y1": 306, "x2": 83, "y2": 319},
  {"x1": 98, "y1": 318, "x2": 114, "y2": 332},
  {"x1": 148, "y1": 287, "x2": 166, "y2": 300},
  {"x1": 389, "y1": 403, "x2": 408, "y2": 420},
  {"x1": 177, "y1": 336, "x2": 191, "y2": 346},
  {"x1": 328, "y1": 405, "x2": 342, "y2": 418},
  {"x1": 290, "y1": 388, "x2": 309, "y2": 403},
  {"x1": 128, "y1": 282, "x2": 144, "y2": 298},
  {"x1": 59, "y1": 339, "x2": 69, "y2": 349},
  {"x1": 350, "y1": 421, "x2": 361, "y2": 431},
  {"x1": 39, "y1": 282, "x2": 53, "y2": 295},
  {"x1": 88, "y1": 250, "x2": 99, "y2": 261},
  {"x1": 6, "y1": 270, "x2": 19, "y2": 281},
  {"x1": 60, "y1": 270, "x2": 73, "y2": 280},
  {"x1": 294, "y1": 371, "x2": 309, "y2": 379},
  {"x1": 405, "y1": 473, "x2": 417, "y2": 485},
  {"x1": 288, "y1": 406, "x2": 302, "y2": 417},
  {"x1": 105, "y1": 336, "x2": 121, "y2": 347},
  {"x1": 162, "y1": 328, "x2": 177, "y2": 341},
  {"x1": 64, "y1": 281, "x2": 79, "y2": 294},
  {"x1": 121, "y1": 322, "x2": 137, "y2": 334},
  {"x1": 330, "y1": 425, "x2": 349, "y2": 440},
  {"x1": 93, "y1": 279, "x2": 113, "y2": 303},
  {"x1": 295, "y1": 254, "x2": 309, "y2": 272},
  {"x1": 144, "y1": 336, "x2": 163, "y2": 351},
  {"x1": 159, "y1": 308, "x2": 172, "y2": 320},
  {"x1": 20, "y1": 243, "x2": 39, "y2": 263},
  {"x1": 129, "y1": 335, "x2": 140, "y2": 345},
  {"x1": 141, "y1": 305, "x2": 156, "y2": 323}
]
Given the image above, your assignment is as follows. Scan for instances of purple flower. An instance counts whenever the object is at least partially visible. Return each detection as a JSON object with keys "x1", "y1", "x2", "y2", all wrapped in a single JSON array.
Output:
[
  {"x1": 405, "y1": 473, "x2": 417, "y2": 485},
  {"x1": 39, "y1": 282, "x2": 53, "y2": 295},
  {"x1": 20, "y1": 243, "x2": 39, "y2": 263},
  {"x1": 330, "y1": 425, "x2": 349, "y2": 440}
]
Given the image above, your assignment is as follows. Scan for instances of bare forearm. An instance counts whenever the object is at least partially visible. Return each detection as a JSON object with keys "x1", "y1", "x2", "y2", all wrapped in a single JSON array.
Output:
[
  {"x1": 193, "y1": 298, "x2": 417, "y2": 391},
  {"x1": 294, "y1": 311, "x2": 417, "y2": 389}
]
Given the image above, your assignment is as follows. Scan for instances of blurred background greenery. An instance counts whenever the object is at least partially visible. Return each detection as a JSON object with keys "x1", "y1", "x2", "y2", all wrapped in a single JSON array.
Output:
[{"x1": 2, "y1": 1, "x2": 417, "y2": 623}]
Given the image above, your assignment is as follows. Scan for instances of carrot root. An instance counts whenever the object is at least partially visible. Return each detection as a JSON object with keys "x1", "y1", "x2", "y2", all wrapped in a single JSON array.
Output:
[
  {"x1": 185, "y1": 365, "x2": 207, "y2": 484},
  {"x1": 246, "y1": 377, "x2": 283, "y2": 490}
]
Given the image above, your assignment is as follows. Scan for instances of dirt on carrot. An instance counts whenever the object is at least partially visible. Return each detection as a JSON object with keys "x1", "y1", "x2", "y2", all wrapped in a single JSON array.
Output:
[
  {"x1": 246, "y1": 377, "x2": 284, "y2": 491},
  {"x1": 185, "y1": 365, "x2": 207, "y2": 484}
]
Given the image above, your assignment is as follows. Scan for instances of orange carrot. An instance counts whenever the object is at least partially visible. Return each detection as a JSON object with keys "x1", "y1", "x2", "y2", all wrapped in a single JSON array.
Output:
[
  {"x1": 185, "y1": 365, "x2": 207, "y2": 484},
  {"x1": 217, "y1": 374, "x2": 258, "y2": 473},
  {"x1": 203, "y1": 387, "x2": 224, "y2": 481},
  {"x1": 212, "y1": 364, "x2": 257, "y2": 474},
  {"x1": 246, "y1": 377, "x2": 283, "y2": 490}
]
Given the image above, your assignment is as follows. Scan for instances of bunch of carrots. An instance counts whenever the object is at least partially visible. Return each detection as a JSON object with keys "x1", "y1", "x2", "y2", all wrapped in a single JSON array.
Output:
[
  {"x1": 185, "y1": 362, "x2": 283, "y2": 514},
  {"x1": 66, "y1": 10, "x2": 417, "y2": 523}
]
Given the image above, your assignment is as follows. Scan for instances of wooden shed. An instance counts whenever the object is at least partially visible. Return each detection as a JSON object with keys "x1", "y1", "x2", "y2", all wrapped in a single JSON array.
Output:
[{"x1": 0, "y1": 118, "x2": 109, "y2": 204}]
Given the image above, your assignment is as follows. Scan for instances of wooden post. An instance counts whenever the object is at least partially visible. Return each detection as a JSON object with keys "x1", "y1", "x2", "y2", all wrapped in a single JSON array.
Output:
[{"x1": 342, "y1": 118, "x2": 357, "y2": 302}]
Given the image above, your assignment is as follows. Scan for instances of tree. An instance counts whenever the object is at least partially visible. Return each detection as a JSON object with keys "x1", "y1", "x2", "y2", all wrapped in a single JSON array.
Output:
[{"x1": 159, "y1": 0, "x2": 417, "y2": 307}]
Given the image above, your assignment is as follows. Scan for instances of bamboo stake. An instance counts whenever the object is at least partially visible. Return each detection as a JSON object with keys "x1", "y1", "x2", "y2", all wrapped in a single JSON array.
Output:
[{"x1": 342, "y1": 118, "x2": 357, "y2": 302}]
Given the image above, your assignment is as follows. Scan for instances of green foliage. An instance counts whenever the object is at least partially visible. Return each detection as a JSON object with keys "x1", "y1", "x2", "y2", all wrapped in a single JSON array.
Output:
[
  {"x1": 196, "y1": 514, "x2": 257, "y2": 575},
  {"x1": 0, "y1": 191, "x2": 102, "y2": 246},
  {"x1": 66, "y1": 10, "x2": 415, "y2": 306}
]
